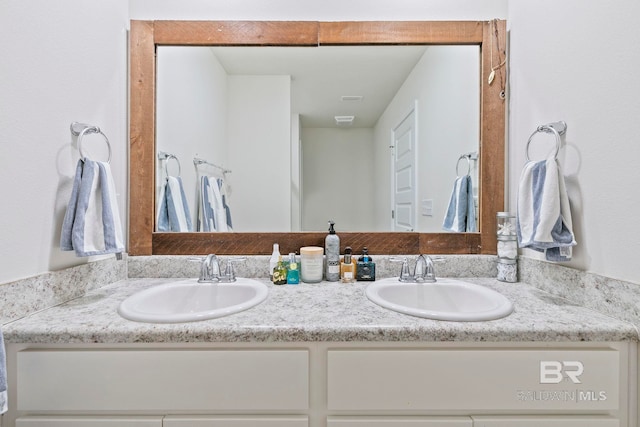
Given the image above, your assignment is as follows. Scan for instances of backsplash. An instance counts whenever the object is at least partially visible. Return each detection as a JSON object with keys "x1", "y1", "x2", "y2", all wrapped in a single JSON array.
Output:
[{"x1": 2, "y1": 254, "x2": 639, "y2": 330}]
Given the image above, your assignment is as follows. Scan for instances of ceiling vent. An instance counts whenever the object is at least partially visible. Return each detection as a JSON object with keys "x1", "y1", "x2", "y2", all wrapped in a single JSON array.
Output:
[
  {"x1": 334, "y1": 115, "x2": 355, "y2": 126},
  {"x1": 341, "y1": 95, "x2": 364, "y2": 102}
]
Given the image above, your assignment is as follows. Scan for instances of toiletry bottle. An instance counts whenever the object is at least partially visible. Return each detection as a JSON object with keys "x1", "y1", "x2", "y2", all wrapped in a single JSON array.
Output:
[
  {"x1": 272, "y1": 255, "x2": 287, "y2": 285},
  {"x1": 269, "y1": 243, "x2": 280, "y2": 279},
  {"x1": 325, "y1": 221, "x2": 340, "y2": 281},
  {"x1": 356, "y1": 247, "x2": 376, "y2": 281},
  {"x1": 340, "y1": 246, "x2": 356, "y2": 283},
  {"x1": 286, "y1": 253, "x2": 300, "y2": 285}
]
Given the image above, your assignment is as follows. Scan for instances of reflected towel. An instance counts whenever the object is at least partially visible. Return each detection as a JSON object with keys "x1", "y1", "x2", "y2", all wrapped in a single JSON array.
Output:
[
  {"x1": 442, "y1": 175, "x2": 476, "y2": 232},
  {"x1": 516, "y1": 158, "x2": 576, "y2": 261},
  {"x1": 0, "y1": 328, "x2": 6, "y2": 414},
  {"x1": 60, "y1": 158, "x2": 124, "y2": 257},
  {"x1": 198, "y1": 176, "x2": 232, "y2": 232},
  {"x1": 157, "y1": 176, "x2": 192, "y2": 232}
]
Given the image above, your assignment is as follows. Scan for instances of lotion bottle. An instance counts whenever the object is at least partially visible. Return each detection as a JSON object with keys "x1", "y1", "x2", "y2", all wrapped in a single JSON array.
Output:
[
  {"x1": 325, "y1": 221, "x2": 340, "y2": 281},
  {"x1": 269, "y1": 243, "x2": 280, "y2": 279}
]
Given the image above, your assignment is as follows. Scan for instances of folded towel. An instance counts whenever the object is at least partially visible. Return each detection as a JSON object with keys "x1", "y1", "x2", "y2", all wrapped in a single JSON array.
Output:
[
  {"x1": 157, "y1": 176, "x2": 192, "y2": 232},
  {"x1": 60, "y1": 158, "x2": 124, "y2": 257},
  {"x1": 198, "y1": 176, "x2": 232, "y2": 232},
  {"x1": 218, "y1": 178, "x2": 233, "y2": 231},
  {"x1": 442, "y1": 175, "x2": 476, "y2": 232},
  {"x1": 516, "y1": 157, "x2": 576, "y2": 261},
  {"x1": 0, "y1": 328, "x2": 7, "y2": 414}
]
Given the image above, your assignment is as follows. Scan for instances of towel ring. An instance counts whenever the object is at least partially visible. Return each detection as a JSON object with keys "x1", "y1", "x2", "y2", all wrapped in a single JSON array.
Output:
[
  {"x1": 74, "y1": 124, "x2": 112, "y2": 163},
  {"x1": 158, "y1": 152, "x2": 181, "y2": 178},
  {"x1": 456, "y1": 155, "x2": 472, "y2": 177},
  {"x1": 525, "y1": 121, "x2": 567, "y2": 161}
]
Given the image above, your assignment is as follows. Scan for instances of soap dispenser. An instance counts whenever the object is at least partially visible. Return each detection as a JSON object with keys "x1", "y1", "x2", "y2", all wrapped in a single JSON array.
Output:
[
  {"x1": 340, "y1": 246, "x2": 356, "y2": 283},
  {"x1": 286, "y1": 253, "x2": 300, "y2": 285},
  {"x1": 325, "y1": 221, "x2": 340, "y2": 282}
]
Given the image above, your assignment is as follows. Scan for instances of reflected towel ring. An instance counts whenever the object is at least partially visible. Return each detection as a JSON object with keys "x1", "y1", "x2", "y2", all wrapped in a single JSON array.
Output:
[
  {"x1": 158, "y1": 151, "x2": 181, "y2": 178},
  {"x1": 75, "y1": 124, "x2": 112, "y2": 163},
  {"x1": 525, "y1": 121, "x2": 567, "y2": 161},
  {"x1": 456, "y1": 155, "x2": 472, "y2": 177}
]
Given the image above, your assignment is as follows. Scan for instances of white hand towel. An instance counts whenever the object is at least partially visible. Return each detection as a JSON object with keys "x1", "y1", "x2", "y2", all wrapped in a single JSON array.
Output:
[
  {"x1": 198, "y1": 176, "x2": 215, "y2": 231},
  {"x1": 516, "y1": 157, "x2": 576, "y2": 261},
  {"x1": 442, "y1": 175, "x2": 476, "y2": 232},
  {"x1": 60, "y1": 158, "x2": 124, "y2": 257},
  {"x1": 157, "y1": 176, "x2": 192, "y2": 232}
]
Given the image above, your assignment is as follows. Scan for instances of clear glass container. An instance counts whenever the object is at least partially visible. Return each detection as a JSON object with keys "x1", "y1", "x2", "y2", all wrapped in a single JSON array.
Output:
[
  {"x1": 497, "y1": 259, "x2": 517, "y2": 283},
  {"x1": 496, "y1": 212, "x2": 517, "y2": 238},
  {"x1": 300, "y1": 246, "x2": 324, "y2": 283}
]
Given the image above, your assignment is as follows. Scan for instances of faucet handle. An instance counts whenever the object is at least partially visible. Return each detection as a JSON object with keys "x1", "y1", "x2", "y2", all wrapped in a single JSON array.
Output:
[
  {"x1": 423, "y1": 255, "x2": 437, "y2": 283},
  {"x1": 389, "y1": 257, "x2": 412, "y2": 282},
  {"x1": 222, "y1": 257, "x2": 246, "y2": 282}
]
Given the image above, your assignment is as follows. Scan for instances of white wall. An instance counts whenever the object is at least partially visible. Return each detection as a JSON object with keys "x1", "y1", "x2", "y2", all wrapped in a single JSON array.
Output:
[
  {"x1": 507, "y1": 0, "x2": 640, "y2": 284},
  {"x1": 374, "y1": 46, "x2": 480, "y2": 232},
  {"x1": 227, "y1": 75, "x2": 291, "y2": 231},
  {"x1": 0, "y1": 0, "x2": 129, "y2": 283},
  {"x1": 156, "y1": 47, "x2": 228, "y2": 229},
  {"x1": 301, "y1": 128, "x2": 375, "y2": 231},
  {"x1": 1, "y1": 0, "x2": 509, "y2": 284}
]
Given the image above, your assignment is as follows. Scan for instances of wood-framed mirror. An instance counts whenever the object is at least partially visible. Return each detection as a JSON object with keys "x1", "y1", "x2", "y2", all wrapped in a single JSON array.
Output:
[{"x1": 129, "y1": 20, "x2": 506, "y2": 256}]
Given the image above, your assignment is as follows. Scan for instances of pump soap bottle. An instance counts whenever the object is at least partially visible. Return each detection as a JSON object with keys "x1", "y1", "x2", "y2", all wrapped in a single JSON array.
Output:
[{"x1": 325, "y1": 221, "x2": 340, "y2": 282}]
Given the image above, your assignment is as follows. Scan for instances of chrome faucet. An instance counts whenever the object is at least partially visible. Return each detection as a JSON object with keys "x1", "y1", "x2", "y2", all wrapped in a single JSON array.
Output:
[
  {"x1": 199, "y1": 254, "x2": 221, "y2": 283},
  {"x1": 198, "y1": 254, "x2": 246, "y2": 283},
  {"x1": 390, "y1": 254, "x2": 438, "y2": 283}
]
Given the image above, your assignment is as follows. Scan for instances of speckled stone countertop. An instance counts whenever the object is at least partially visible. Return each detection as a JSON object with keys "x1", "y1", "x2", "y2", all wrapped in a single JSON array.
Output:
[{"x1": 3, "y1": 277, "x2": 637, "y2": 344}]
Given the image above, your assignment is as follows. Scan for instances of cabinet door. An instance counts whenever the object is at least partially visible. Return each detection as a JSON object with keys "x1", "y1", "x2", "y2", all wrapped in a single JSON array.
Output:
[
  {"x1": 162, "y1": 416, "x2": 308, "y2": 427},
  {"x1": 16, "y1": 416, "x2": 163, "y2": 426},
  {"x1": 327, "y1": 417, "x2": 472, "y2": 426},
  {"x1": 472, "y1": 416, "x2": 619, "y2": 426}
]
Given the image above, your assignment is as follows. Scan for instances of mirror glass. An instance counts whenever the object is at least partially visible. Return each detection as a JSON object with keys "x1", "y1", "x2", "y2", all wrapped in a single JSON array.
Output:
[{"x1": 155, "y1": 45, "x2": 480, "y2": 233}]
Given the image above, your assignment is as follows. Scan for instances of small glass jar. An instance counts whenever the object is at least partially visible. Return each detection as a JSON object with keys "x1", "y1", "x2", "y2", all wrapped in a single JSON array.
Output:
[
  {"x1": 497, "y1": 237, "x2": 518, "y2": 261},
  {"x1": 496, "y1": 212, "x2": 517, "y2": 238},
  {"x1": 300, "y1": 246, "x2": 324, "y2": 283},
  {"x1": 497, "y1": 259, "x2": 518, "y2": 283}
]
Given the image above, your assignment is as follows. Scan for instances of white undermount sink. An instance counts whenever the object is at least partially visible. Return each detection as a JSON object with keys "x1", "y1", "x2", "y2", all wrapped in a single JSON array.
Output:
[
  {"x1": 118, "y1": 278, "x2": 268, "y2": 323},
  {"x1": 365, "y1": 277, "x2": 514, "y2": 322}
]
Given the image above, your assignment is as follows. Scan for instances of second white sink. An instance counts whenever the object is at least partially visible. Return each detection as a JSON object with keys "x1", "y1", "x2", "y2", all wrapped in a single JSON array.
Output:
[
  {"x1": 366, "y1": 278, "x2": 514, "y2": 322},
  {"x1": 118, "y1": 278, "x2": 268, "y2": 323}
]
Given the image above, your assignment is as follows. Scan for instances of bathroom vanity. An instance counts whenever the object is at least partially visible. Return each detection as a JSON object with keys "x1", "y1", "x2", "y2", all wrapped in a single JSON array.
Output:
[{"x1": 2, "y1": 277, "x2": 637, "y2": 427}]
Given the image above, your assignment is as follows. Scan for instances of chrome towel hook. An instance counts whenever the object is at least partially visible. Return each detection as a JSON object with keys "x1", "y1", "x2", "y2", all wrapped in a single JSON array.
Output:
[
  {"x1": 525, "y1": 121, "x2": 567, "y2": 161},
  {"x1": 70, "y1": 122, "x2": 112, "y2": 163}
]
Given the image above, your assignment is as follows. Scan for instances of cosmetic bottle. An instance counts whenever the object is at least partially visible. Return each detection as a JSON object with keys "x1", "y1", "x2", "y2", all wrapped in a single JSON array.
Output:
[
  {"x1": 269, "y1": 243, "x2": 280, "y2": 279},
  {"x1": 286, "y1": 253, "x2": 300, "y2": 285},
  {"x1": 356, "y1": 247, "x2": 376, "y2": 281},
  {"x1": 272, "y1": 255, "x2": 287, "y2": 285},
  {"x1": 325, "y1": 221, "x2": 340, "y2": 282},
  {"x1": 340, "y1": 246, "x2": 356, "y2": 283}
]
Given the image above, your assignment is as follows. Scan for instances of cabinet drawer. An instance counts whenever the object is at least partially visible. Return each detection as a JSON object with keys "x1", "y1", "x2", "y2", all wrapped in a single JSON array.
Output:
[
  {"x1": 327, "y1": 349, "x2": 619, "y2": 412},
  {"x1": 17, "y1": 350, "x2": 308, "y2": 411},
  {"x1": 471, "y1": 415, "x2": 619, "y2": 426},
  {"x1": 327, "y1": 416, "x2": 472, "y2": 426},
  {"x1": 16, "y1": 416, "x2": 163, "y2": 426},
  {"x1": 163, "y1": 416, "x2": 308, "y2": 427}
]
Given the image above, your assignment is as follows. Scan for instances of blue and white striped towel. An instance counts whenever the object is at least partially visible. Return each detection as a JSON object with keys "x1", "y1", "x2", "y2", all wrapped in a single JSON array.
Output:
[
  {"x1": 157, "y1": 176, "x2": 192, "y2": 232},
  {"x1": 198, "y1": 176, "x2": 232, "y2": 232},
  {"x1": 60, "y1": 158, "x2": 124, "y2": 257},
  {"x1": 517, "y1": 157, "x2": 576, "y2": 261},
  {"x1": 0, "y1": 328, "x2": 7, "y2": 414},
  {"x1": 442, "y1": 175, "x2": 476, "y2": 232}
]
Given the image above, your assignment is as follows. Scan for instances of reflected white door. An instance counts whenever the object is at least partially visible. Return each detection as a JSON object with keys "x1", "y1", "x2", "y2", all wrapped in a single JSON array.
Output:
[{"x1": 391, "y1": 105, "x2": 417, "y2": 231}]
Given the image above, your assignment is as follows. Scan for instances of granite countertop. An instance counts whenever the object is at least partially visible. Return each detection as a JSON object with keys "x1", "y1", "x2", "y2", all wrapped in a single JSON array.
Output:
[{"x1": 3, "y1": 277, "x2": 638, "y2": 344}]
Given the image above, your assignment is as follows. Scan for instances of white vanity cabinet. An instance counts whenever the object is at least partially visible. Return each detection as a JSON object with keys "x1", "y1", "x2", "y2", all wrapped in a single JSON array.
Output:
[{"x1": 4, "y1": 342, "x2": 633, "y2": 427}]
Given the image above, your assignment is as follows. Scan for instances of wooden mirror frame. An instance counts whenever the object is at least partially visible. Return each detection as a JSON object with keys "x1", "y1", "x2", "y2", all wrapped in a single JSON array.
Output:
[{"x1": 129, "y1": 20, "x2": 506, "y2": 256}]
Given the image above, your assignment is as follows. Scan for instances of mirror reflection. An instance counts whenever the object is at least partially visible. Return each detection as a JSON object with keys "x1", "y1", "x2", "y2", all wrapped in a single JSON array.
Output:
[{"x1": 155, "y1": 45, "x2": 480, "y2": 233}]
